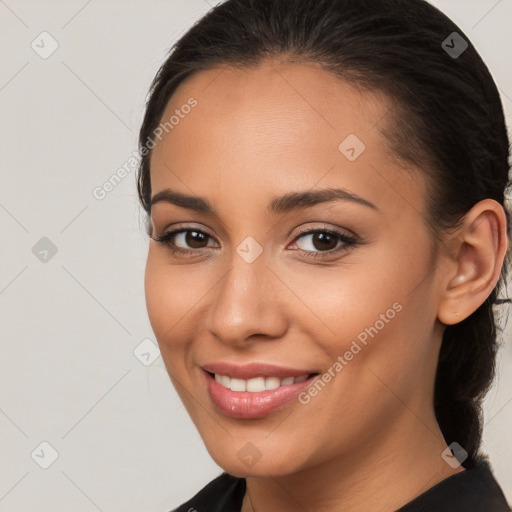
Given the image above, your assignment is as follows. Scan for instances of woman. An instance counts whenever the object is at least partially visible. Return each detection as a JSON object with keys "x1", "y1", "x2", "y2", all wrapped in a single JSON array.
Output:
[{"x1": 136, "y1": 0, "x2": 511, "y2": 510}]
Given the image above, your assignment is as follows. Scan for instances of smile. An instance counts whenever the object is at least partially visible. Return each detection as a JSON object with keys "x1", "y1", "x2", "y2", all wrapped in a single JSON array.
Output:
[
  {"x1": 213, "y1": 373, "x2": 310, "y2": 392},
  {"x1": 202, "y1": 365, "x2": 320, "y2": 419}
]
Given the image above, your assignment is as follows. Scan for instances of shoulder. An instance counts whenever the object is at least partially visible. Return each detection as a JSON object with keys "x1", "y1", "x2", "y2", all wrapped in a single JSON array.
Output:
[
  {"x1": 397, "y1": 453, "x2": 511, "y2": 512},
  {"x1": 169, "y1": 472, "x2": 246, "y2": 512}
]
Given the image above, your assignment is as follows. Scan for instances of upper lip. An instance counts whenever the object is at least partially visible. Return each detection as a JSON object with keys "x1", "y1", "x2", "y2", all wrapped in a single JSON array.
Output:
[{"x1": 202, "y1": 362, "x2": 317, "y2": 380}]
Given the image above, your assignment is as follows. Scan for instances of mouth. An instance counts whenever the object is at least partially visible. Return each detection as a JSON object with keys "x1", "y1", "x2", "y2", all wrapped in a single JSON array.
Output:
[
  {"x1": 202, "y1": 366, "x2": 321, "y2": 419},
  {"x1": 205, "y1": 370, "x2": 317, "y2": 392}
]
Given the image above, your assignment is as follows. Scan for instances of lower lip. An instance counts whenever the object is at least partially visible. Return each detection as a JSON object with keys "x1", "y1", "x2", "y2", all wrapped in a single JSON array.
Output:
[{"x1": 203, "y1": 370, "x2": 319, "y2": 419}]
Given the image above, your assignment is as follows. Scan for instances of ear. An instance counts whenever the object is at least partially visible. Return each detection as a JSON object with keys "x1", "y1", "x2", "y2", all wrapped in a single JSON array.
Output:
[{"x1": 437, "y1": 199, "x2": 509, "y2": 325}]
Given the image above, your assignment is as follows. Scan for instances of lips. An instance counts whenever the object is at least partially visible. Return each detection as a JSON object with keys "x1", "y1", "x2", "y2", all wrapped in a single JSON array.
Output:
[
  {"x1": 201, "y1": 362, "x2": 320, "y2": 419},
  {"x1": 202, "y1": 362, "x2": 317, "y2": 380}
]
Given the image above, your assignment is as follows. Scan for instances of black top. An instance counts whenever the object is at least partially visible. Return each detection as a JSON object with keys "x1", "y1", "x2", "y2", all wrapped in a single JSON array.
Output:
[{"x1": 170, "y1": 454, "x2": 511, "y2": 511}]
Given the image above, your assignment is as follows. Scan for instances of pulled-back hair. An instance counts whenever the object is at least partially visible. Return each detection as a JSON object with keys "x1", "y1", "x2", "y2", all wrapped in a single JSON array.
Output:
[{"x1": 136, "y1": 0, "x2": 511, "y2": 466}]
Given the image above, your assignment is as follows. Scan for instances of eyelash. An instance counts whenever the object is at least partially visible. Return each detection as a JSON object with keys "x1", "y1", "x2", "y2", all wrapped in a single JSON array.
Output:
[{"x1": 152, "y1": 225, "x2": 359, "y2": 260}]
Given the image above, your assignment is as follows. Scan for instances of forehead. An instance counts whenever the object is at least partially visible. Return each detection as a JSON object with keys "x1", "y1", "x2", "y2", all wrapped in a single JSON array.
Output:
[
  {"x1": 155, "y1": 59, "x2": 390, "y2": 150},
  {"x1": 149, "y1": 59, "x2": 426, "y2": 221}
]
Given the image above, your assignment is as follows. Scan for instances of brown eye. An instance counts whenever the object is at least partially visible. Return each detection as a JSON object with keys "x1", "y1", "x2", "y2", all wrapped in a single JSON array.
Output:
[
  {"x1": 294, "y1": 230, "x2": 352, "y2": 252},
  {"x1": 311, "y1": 232, "x2": 338, "y2": 251},
  {"x1": 152, "y1": 228, "x2": 218, "y2": 255},
  {"x1": 183, "y1": 230, "x2": 209, "y2": 249}
]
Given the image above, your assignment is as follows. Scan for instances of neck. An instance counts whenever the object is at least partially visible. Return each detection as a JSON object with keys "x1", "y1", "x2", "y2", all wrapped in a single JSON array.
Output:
[{"x1": 241, "y1": 410, "x2": 465, "y2": 512}]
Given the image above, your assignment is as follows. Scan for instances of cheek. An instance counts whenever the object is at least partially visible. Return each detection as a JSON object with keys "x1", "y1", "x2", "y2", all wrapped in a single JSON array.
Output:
[
  {"x1": 292, "y1": 244, "x2": 434, "y2": 394},
  {"x1": 284, "y1": 253, "x2": 408, "y2": 346},
  {"x1": 144, "y1": 253, "x2": 171, "y2": 337},
  {"x1": 143, "y1": 250, "x2": 201, "y2": 360}
]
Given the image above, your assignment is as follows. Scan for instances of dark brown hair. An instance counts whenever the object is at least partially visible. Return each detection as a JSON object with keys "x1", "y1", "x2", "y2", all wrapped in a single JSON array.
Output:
[{"x1": 136, "y1": 0, "x2": 511, "y2": 466}]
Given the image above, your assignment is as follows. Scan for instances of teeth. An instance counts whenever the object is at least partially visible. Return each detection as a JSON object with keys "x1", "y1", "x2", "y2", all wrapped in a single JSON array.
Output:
[
  {"x1": 246, "y1": 376, "x2": 265, "y2": 392},
  {"x1": 214, "y1": 373, "x2": 310, "y2": 392},
  {"x1": 230, "y1": 378, "x2": 246, "y2": 392}
]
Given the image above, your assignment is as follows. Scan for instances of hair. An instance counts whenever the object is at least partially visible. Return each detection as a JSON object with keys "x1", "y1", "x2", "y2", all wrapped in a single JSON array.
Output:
[{"x1": 136, "y1": 0, "x2": 511, "y2": 467}]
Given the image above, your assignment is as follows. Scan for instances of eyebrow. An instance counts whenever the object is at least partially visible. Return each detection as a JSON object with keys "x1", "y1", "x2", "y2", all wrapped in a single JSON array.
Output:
[{"x1": 150, "y1": 187, "x2": 378, "y2": 215}]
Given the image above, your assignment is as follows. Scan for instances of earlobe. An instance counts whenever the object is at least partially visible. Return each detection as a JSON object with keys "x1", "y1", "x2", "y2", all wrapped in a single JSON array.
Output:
[{"x1": 437, "y1": 199, "x2": 508, "y2": 326}]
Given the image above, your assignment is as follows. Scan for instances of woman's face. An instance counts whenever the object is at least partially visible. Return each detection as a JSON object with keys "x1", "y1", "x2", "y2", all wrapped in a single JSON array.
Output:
[{"x1": 145, "y1": 60, "x2": 448, "y2": 477}]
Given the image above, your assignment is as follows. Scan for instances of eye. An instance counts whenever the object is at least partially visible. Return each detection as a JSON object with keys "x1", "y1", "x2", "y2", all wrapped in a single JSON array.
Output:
[
  {"x1": 289, "y1": 227, "x2": 358, "y2": 259},
  {"x1": 152, "y1": 228, "x2": 218, "y2": 256},
  {"x1": 152, "y1": 224, "x2": 359, "y2": 260}
]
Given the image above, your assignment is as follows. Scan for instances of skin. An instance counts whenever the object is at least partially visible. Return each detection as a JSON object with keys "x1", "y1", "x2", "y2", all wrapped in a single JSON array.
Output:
[{"x1": 144, "y1": 59, "x2": 509, "y2": 511}]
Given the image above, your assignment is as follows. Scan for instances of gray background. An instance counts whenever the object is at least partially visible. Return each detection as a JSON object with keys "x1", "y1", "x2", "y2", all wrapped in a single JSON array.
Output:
[{"x1": 0, "y1": 0, "x2": 511, "y2": 510}]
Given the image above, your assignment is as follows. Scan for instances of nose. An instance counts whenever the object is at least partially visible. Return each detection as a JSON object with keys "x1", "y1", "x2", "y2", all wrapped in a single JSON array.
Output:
[{"x1": 205, "y1": 252, "x2": 288, "y2": 347}]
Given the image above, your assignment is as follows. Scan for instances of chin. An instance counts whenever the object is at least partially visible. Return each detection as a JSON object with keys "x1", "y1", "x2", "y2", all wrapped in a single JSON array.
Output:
[{"x1": 204, "y1": 437, "x2": 308, "y2": 478}]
